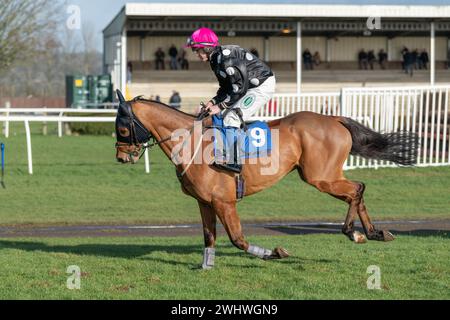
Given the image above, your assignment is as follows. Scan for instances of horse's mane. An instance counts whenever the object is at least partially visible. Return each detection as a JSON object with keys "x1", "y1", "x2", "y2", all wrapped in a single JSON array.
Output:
[{"x1": 130, "y1": 95, "x2": 196, "y2": 119}]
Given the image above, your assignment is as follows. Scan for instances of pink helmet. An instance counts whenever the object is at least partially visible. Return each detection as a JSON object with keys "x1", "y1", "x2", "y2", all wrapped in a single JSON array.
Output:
[{"x1": 185, "y1": 28, "x2": 219, "y2": 49}]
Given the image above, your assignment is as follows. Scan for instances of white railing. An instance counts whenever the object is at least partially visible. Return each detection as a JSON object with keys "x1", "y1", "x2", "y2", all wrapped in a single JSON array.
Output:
[
  {"x1": 340, "y1": 85, "x2": 450, "y2": 169},
  {"x1": 254, "y1": 92, "x2": 341, "y2": 121},
  {"x1": 0, "y1": 107, "x2": 118, "y2": 138},
  {"x1": 0, "y1": 109, "x2": 153, "y2": 175},
  {"x1": 1, "y1": 86, "x2": 449, "y2": 174}
]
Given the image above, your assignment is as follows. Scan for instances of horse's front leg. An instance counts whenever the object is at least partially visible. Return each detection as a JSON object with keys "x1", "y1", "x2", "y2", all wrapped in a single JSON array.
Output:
[
  {"x1": 198, "y1": 201, "x2": 217, "y2": 269},
  {"x1": 212, "y1": 199, "x2": 289, "y2": 261}
]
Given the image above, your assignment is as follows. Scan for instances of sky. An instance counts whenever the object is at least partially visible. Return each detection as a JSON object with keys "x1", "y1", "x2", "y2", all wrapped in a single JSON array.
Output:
[{"x1": 66, "y1": 0, "x2": 450, "y2": 52}]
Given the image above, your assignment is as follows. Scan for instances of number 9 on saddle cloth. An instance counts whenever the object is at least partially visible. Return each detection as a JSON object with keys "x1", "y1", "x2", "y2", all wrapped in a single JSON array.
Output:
[{"x1": 212, "y1": 114, "x2": 272, "y2": 166}]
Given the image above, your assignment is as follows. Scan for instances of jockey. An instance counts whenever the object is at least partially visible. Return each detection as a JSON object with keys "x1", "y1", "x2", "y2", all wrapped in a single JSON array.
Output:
[{"x1": 186, "y1": 27, "x2": 276, "y2": 173}]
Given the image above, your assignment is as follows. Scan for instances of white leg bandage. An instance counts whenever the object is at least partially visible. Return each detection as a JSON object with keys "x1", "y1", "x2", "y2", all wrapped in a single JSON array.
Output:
[
  {"x1": 202, "y1": 248, "x2": 215, "y2": 269},
  {"x1": 247, "y1": 245, "x2": 272, "y2": 259}
]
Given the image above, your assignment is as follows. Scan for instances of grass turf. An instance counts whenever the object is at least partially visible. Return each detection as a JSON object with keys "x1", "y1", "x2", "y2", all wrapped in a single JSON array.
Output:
[
  {"x1": 0, "y1": 234, "x2": 448, "y2": 299},
  {"x1": 1, "y1": 123, "x2": 450, "y2": 225}
]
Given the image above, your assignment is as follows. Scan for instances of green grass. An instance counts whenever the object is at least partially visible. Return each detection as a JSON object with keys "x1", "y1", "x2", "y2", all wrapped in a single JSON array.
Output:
[
  {"x1": 1, "y1": 123, "x2": 450, "y2": 225},
  {"x1": 0, "y1": 234, "x2": 448, "y2": 299}
]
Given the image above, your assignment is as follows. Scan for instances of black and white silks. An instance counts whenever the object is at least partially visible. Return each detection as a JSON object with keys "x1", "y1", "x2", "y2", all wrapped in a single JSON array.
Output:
[{"x1": 209, "y1": 45, "x2": 274, "y2": 109}]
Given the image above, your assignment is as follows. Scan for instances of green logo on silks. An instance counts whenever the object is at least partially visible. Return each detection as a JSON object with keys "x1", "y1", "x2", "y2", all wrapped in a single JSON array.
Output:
[{"x1": 241, "y1": 94, "x2": 256, "y2": 109}]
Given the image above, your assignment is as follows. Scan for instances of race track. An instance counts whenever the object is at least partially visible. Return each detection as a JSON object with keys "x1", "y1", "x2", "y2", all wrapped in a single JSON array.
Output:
[{"x1": 1, "y1": 220, "x2": 449, "y2": 238}]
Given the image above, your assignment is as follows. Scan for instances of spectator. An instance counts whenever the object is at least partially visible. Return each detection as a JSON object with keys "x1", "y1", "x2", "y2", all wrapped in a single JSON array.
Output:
[
  {"x1": 404, "y1": 50, "x2": 414, "y2": 77},
  {"x1": 155, "y1": 95, "x2": 161, "y2": 102},
  {"x1": 155, "y1": 48, "x2": 165, "y2": 70},
  {"x1": 169, "y1": 44, "x2": 179, "y2": 70},
  {"x1": 378, "y1": 49, "x2": 387, "y2": 69},
  {"x1": 178, "y1": 48, "x2": 189, "y2": 70},
  {"x1": 303, "y1": 49, "x2": 313, "y2": 70},
  {"x1": 250, "y1": 48, "x2": 260, "y2": 58},
  {"x1": 368, "y1": 50, "x2": 376, "y2": 70},
  {"x1": 313, "y1": 51, "x2": 321, "y2": 66},
  {"x1": 169, "y1": 91, "x2": 181, "y2": 109},
  {"x1": 358, "y1": 49, "x2": 368, "y2": 70},
  {"x1": 127, "y1": 62, "x2": 133, "y2": 84},
  {"x1": 401, "y1": 46, "x2": 409, "y2": 71},
  {"x1": 420, "y1": 49, "x2": 429, "y2": 70}
]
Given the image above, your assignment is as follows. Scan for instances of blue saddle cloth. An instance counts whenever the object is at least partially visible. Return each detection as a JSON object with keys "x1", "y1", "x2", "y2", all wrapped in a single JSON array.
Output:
[{"x1": 212, "y1": 115, "x2": 272, "y2": 160}]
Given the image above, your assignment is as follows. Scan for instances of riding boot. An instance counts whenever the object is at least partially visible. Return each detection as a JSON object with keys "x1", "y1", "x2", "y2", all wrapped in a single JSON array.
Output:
[{"x1": 214, "y1": 136, "x2": 242, "y2": 174}]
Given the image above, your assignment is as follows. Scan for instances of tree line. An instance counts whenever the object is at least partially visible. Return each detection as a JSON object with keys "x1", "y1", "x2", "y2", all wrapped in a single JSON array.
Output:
[{"x1": 0, "y1": 0, "x2": 102, "y2": 98}]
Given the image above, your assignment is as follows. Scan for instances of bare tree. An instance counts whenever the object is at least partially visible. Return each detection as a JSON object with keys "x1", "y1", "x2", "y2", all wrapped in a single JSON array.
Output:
[
  {"x1": 0, "y1": 1, "x2": 102, "y2": 98},
  {"x1": 0, "y1": 0, "x2": 64, "y2": 73},
  {"x1": 81, "y1": 20, "x2": 101, "y2": 75}
]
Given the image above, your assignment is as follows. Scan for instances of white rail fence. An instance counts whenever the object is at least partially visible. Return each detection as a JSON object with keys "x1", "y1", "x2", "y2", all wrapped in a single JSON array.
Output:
[
  {"x1": 341, "y1": 86, "x2": 450, "y2": 169},
  {"x1": 0, "y1": 107, "x2": 118, "y2": 138},
  {"x1": 1, "y1": 85, "x2": 449, "y2": 174}
]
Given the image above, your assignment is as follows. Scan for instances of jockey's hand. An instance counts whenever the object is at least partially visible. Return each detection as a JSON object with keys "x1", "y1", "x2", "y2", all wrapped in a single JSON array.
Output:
[
  {"x1": 206, "y1": 104, "x2": 221, "y2": 115},
  {"x1": 197, "y1": 101, "x2": 213, "y2": 115}
]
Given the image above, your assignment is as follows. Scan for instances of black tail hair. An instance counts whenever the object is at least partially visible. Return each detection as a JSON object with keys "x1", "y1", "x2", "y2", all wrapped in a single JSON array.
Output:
[{"x1": 339, "y1": 117, "x2": 419, "y2": 166}]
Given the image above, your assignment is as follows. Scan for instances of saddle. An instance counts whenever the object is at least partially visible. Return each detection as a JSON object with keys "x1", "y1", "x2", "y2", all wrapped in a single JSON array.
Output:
[{"x1": 211, "y1": 114, "x2": 272, "y2": 201}]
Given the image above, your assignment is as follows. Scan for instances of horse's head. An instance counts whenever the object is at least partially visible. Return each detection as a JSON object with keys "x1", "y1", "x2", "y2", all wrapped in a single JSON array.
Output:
[{"x1": 115, "y1": 90, "x2": 151, "y2": 164}]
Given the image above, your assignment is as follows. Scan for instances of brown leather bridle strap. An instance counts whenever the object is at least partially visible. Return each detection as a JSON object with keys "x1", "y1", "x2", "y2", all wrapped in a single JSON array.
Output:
[{"x1": 116, "y1": 106, "x2": 212, "y2": 160}]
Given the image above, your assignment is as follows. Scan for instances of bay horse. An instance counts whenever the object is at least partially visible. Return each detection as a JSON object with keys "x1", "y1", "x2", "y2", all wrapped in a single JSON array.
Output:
[{"x1": 115, "y1": 90, "x2": 418, "y2": 269}]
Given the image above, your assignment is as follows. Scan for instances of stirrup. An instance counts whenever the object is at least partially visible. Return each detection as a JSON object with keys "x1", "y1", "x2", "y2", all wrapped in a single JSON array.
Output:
[{"x1": 213, "y1": 162, "x2": 242, "y2": 174}]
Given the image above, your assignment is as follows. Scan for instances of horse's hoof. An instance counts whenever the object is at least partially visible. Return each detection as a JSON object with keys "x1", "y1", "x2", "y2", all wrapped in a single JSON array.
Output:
[
  {"x1": 201, "y1": 264, "x2": 214, "y2": 270},
  {"x1": 368, "y1": 230, "x2": 395, "y2": 241},
  {"x1": 352, "y1": 231, "x2": 367, "y2": 244},
  {"x1": 382, "y1": 230, "x2": 395, "y2": 242},
  {"x1": 264, "y1": 247, "x2": 290, "y2": 260}
]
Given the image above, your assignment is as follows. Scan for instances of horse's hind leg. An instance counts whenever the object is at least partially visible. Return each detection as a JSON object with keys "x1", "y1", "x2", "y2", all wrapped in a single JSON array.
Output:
[
  {"x1": 211, "y1": 199, "x2": 289, "y2": 260},
  {"x1": 300, "y1": 170, "x2": 394, "y2": 242},
  {"x1": 357, "y1": 191, "x2": 395, "y2": 242},
  {"x1": 304, "y1": 177, "x2": 368, "y2": 243}
]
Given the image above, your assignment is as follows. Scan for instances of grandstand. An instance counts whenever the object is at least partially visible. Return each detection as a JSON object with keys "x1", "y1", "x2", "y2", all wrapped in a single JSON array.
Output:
[{"x1": 103, "y1": 2, "x2": 450, "y2": 111}]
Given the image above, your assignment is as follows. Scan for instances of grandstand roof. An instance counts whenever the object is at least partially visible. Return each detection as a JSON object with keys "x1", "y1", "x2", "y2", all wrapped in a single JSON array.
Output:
[
  {"x1": 104, "y1": 2, "x2": 450, "y2": 37},
  {"x1": 120, "y1": 1, "x2": 450, "y2": 20}
]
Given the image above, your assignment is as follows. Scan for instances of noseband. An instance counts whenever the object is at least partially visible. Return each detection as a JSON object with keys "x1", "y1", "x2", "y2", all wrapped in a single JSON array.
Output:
[{"x1": 115, "y1": 93, "x2": 211, "y2": 162}]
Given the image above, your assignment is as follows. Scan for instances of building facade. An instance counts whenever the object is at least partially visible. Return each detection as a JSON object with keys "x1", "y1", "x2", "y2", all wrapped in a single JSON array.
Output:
[{"x1": 103, "y1": 2, "x2": 450, "y2": 92}]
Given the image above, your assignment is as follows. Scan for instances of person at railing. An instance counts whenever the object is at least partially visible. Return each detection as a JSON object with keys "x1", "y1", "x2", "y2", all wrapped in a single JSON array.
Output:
[
  {"x1": 368, "y1": 50, "x2": 376, "y2": 70},
  {"x1": 303, "y1": 49, "x2": 313, "y2": 70},
  {"x1": 419, "y1": 49, "x2": 429, "y2": 70},
  {"x1": 169, "y1": 44, "x2": 179, "y2": 70},
  {"x1": 169, "y1": 91, "x2": 182, "y2": 110},
  {"x1": 313, "y1": 51, "x2": 321, "y2": 67},
  {"x1": 401, "y1": 46, "x2": 409, "y2": 71},
  {"x1": 155, "y1": 48, "x2": 165, "y2": 70},
  {"x1": 358, "y1": 49, "x2": 368, "y2": 70},
  {"x1": 178, "y1": 48, "x2": 189, "y2": 70},
  {"x1": 403, "y1": 50, "x2": 414, "y2": 77},
  {"x1": 378, "y1": 49, "x2": 387, "y2": 70}
]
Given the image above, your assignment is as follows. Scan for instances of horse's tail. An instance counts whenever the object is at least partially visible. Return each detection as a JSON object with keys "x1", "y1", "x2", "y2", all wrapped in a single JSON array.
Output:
[{"x1": 338, "y1": 117, "x2": 419, "y2": 166}]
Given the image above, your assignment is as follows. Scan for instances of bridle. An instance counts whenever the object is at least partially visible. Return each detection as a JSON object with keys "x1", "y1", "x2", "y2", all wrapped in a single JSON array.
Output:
[{"x1": 116, "y1": 101, "x2": 211, "y2": 163}]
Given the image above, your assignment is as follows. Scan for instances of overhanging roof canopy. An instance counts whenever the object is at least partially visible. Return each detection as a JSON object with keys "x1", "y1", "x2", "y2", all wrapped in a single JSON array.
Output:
[
  {"x1": 124, "y1": 2, "x2": 450, "y2": 18},
  {"x1": 104, "y1": 2, "x2": 450, "y2": 37}
]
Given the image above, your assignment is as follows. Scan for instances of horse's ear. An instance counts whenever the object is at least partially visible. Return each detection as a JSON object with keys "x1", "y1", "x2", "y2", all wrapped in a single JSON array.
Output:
[
  {"x1": 116, "y1": 90, "x2": 126, "y2": 104},
  {"x1": 116, "y1": 89, "x2": 131, "y2": 117}
]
